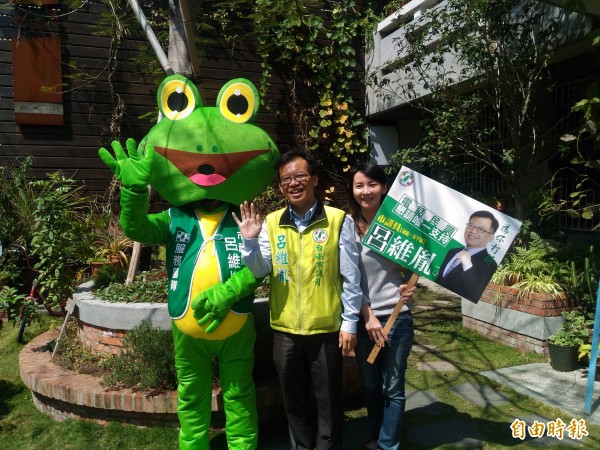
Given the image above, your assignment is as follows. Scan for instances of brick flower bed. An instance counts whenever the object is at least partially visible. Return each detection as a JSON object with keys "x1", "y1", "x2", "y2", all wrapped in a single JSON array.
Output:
[
  {"x1": 19, "y1": 329, "x2": 180, "y2": 427},
  {"x1": 478, "y1": 284, "x2": 576, "y2": 317},
  {"x1": 462, "y1": 284, "x2": 576, "y2": 355},
  {"x1": 20, "y1": 328, "x2": 360, "y2": 427},
  {"x1": 17, "y1": 286, "x2": 362, "y2": 427}
]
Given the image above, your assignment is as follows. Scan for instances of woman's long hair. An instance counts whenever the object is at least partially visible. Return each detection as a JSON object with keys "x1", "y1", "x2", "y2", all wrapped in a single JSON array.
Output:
[{"x1": 347, "y1": 163, "x2": 388, "y2": 236}]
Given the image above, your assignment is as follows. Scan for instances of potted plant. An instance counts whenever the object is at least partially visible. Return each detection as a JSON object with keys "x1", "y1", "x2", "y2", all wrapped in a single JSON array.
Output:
[
  {"x1": 578, "y1": 343, "x2": 599, "y2": 363},
  {"x1": 547, "y1": 310, "x2": 593, "y2": 372},
  {"x1": 93, "y1": 229, "x2": 133, "y2": 266},
  {"x1": 89, "y1": 212, "x2": 133, "y2": 274}
]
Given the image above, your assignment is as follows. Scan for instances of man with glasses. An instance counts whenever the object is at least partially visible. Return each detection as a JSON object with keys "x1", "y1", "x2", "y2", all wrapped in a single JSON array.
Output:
[
  {"x1": 435, "y1": 210, "x2": 499, "y2": 303},
  {"x1": 233, "y1": 150, "x2": 362, "y2": 450}
]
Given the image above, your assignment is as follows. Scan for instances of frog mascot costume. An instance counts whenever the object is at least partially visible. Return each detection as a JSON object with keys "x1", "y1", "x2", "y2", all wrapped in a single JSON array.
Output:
[{"x1": 98, "y1": 75, "x2": 279, "y2": 450}]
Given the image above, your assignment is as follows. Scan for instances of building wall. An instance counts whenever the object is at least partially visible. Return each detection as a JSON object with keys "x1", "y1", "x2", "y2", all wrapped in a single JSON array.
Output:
[
  {"x1": 366, "y1": 0, "x2": 594, "y2": 117},
  {"x1": 0, "y1": 2, "x2": 365, "y2": 200},
  {"x1": 1, "y1": 3, "x2": 158, "y2": 195}
]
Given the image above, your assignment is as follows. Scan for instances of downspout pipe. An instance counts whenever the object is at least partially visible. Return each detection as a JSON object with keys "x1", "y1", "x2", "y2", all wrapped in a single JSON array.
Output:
[{"x1": 127, "y1": 0, "x2": 175, "y2": 75}]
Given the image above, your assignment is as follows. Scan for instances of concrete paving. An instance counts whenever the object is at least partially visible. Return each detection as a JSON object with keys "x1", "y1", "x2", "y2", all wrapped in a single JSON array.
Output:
[
  {"x1": 431, "y1": 299, "x2": 453, "y2": 306},
  {"x1": 417, "y1": 360, "x2": 458, "y2": 371},
  {"x1": 412, "y1": 343, "x2": 440, "y2": 354},
  {"x1": 450, "y1": 381, "x2": 510, "y2": 408},
  {"x1": 481, "y1": 362, "x2": 600, "y2": 426},
  {"x1": 414, "y1": 304, "x2": 438, "y2": 311},
  {"x1": 406, "y1": 389, "x2": 442, "y2": 415}
]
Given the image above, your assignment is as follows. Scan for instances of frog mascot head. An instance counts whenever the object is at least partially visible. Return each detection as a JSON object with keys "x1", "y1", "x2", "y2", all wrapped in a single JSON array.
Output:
[
  {"x1": 142, "y1": 75, "x2": 278, "y2": 206},
  {"x1": 99, "y1": 75, "x2": 279, "y2": 450}
]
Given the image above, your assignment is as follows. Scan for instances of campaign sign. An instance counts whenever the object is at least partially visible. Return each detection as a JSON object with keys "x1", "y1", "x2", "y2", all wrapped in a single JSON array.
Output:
[{"x1": 362, "y1": 166, "x2": 522, "y2": 303}]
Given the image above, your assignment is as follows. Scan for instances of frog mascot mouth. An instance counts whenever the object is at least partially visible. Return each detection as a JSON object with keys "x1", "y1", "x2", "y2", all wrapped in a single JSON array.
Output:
[
  {"x1": 99, "y1": 75, "x2": 279, "y2": 450},
  {"x1": 152, "y1": 147, "x2": 269, "y2": 187}
]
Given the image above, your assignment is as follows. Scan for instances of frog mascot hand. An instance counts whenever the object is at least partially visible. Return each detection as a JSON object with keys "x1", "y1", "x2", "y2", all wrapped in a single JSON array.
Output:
[{"x1": 98, "y1": 75, "x2": 279, "y2": 450}]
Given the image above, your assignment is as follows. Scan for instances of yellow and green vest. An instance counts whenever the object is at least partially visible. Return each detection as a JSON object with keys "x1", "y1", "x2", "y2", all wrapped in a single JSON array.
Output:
[
  {"x1": 266, "y1": 202, "x2": 345, "y2": 335},
  {"x1": 167, "y1": 204, "x2": 252, "y2": 339}
]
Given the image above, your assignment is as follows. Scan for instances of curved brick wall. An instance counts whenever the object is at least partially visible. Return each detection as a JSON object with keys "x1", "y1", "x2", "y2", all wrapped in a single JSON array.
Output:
[
  {"x1": 19, "y1": 329, "x2": 180, "y2": 427},
  {"x1": 20, "y1": 330, "x2": 360, "y2": 426},
  {"x1": 22, "y1": 295, "x2": 362, "y2": 427}
]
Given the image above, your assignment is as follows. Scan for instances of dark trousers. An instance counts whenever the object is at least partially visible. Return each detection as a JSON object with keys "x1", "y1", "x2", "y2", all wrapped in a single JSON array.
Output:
[{"x1": 273, "y1": 330, "x2": 343, "y2": 450}]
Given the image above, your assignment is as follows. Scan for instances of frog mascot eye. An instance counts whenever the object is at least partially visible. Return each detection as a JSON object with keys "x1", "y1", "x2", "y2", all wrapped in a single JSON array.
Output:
[
  {"x1": 158, "y1": 75, "x2": 202, "y2": 121},
  {"x1": 99, "y1": 74, "x2": 279, "y2": 450},
  {"x1": 217, "y1": 79, "x2": 259, "y2": 124}
]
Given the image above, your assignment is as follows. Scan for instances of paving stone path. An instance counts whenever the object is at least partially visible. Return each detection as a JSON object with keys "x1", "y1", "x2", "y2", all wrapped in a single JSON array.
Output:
[{"x1": 334, "y1": 342, "x2": 584, "y2": 450}]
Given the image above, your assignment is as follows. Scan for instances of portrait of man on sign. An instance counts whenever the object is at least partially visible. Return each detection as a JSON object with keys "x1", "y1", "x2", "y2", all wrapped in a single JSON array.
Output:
[{"x1": 435, "y1": 210, "x2": 499, "y2": 302}]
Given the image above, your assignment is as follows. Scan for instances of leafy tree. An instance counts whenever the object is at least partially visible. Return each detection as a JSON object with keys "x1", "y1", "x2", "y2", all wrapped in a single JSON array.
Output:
[
  {"x1": 370, "y1": 0, "x2": 566, "y2": 218},
  {"x1": 540, "y1": 28, "x2": 600, "y2": 230}
]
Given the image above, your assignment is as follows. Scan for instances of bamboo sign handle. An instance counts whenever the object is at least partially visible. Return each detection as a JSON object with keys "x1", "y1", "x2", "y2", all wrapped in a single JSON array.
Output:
[{"x1": 366, "y1": 272, "x2": 420, "y2": 364}]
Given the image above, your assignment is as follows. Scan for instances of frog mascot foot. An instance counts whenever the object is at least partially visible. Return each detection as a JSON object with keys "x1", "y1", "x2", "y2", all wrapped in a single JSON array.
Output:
[{"x1": 99, "y1": 75, "x2": 279, "y2": 450}]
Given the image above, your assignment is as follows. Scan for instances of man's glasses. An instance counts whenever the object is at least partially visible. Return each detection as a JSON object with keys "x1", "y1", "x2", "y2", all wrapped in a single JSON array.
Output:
[
  {"x1": 466, "y1": 223, "x2": 491, "y2": 235},
  {"x1": 279, "y1": 173, "x2": 311, "y2": 186}
]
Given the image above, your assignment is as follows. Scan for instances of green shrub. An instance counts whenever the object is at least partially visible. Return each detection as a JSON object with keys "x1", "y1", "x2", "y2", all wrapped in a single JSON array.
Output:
[
  {"x1": 95, "y1": 270, "x2": 168, "y2": 303},
  {"x1": 547, "y1": 310, "x2": 593, "y2": 346},
  {"x1": 102, "y1": 319, "x2": 177, "y2": 392},
  {"x1": 30, "y1": 173, "x2": 96, "y2": 307},
  {"x1": 1, "y1": 167, "x2": 96, "y2": 311},
  {"x1": 92, "y1": 264, "x2": 127, "y2": 289},
  {"x1": 0, "y1": 286, "x2": 26, "y2": 326},
  {"x1": 491, "y1": 232, "x2": 569, "y2": 299},
  {"x1": 0, "y1": 158, "x2": 40, "y2": 295},
  {"x1": 0, "y1": 245, "x2": 29, "y2": 293},
  {"x1": 54, "y1": 321, "x2": 112, "y2": 375}
]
